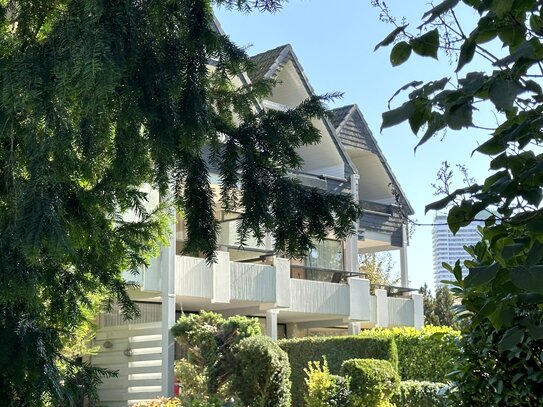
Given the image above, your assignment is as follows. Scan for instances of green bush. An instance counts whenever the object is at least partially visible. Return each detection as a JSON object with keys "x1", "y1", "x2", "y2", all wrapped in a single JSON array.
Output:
[
  {"x1": 304, "y1": 357, "x2": 351, "y2": 407},
  {"x1": 132, "y1": 398, "x2": 181, "y2": 407},
  {"x1": 362, "y1": 326, "x2": 459, "y2": 382},
  {"x1": 172, "y1": 311, "x2": 261, "y2": 397},
  {"x1": 231, "y1": 335, "x2": 291, "y2": 407},
  {"x1": 279, "y1": 335, "x2": 397, "y2": 406},
  {"x1": 391, "y1": 380, "x2": 446, "y2": 407},
  {"x1": 340, "y1": 358, "x2": 399, "y2": 407}
]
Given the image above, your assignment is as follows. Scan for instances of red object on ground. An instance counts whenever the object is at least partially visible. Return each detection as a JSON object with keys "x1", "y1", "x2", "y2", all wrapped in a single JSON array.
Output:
[{"x1": 174, "y1": 381, "x2": 180, "y2": 397}]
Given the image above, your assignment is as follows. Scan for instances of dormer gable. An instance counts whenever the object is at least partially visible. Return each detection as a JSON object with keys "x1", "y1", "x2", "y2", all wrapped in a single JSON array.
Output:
[
  {"x1": 249, "y1": 45, "x2": 355, "y2": 180},
  {"x1": 330, "y1": 104, "x2": 414, "y2": 215}
]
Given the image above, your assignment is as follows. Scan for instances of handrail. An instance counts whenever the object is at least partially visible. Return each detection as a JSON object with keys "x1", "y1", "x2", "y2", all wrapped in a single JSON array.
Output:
[
  {"x1": 291, "y1": 170, "x2": 348, "y2": 183},
  {"x1": 371, "y1": 283, "x2": 418, "y2": 297},
  {"x1": 291, "y1": 264, "x2": 364, "y2": 284}
]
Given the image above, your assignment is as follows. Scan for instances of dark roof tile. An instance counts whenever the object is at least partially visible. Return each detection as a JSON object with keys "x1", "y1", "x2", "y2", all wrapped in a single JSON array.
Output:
[
  {"x1": 248, "y1": 44, "x2": 290, "y2": 81},
  {"x1": 328, "y1": 105, "x2": 354, "y2": 129}
]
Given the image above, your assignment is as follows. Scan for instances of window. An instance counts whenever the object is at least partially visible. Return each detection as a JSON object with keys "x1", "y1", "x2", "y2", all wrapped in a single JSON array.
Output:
[{"x1": 304, "y1": 239, "x2": 344, "y2": 271}]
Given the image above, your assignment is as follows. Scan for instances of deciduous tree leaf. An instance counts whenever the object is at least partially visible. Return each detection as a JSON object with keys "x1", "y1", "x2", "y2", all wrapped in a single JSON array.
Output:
[
  {"x1": 381, "y1": 100, "x2": 416, "y2": 131},
  {"x1": 415, "y1": 112, "x2": 446, "y2": 150},
  {"x1": 498, "y1": 327, "x2": 524, "y2": 353},
  {"x1": 511, "y1": 265, "x2": 543, "y2": 294},
  {"x1": 410, "y1": 29, "x2": 440, "y2": 59},
  {"x1": 526, "y1": 240, "x2": 543, "y2": 267},
  {"x1": 528, "y1": 324, "x2": 543, "y2": 340},
  {"x1": 464, "y1": 263, "x2": 500, "y2": 287},
  {"x1": 408, "y1": 102, "x2": 428, "y2": 134},
  {"x1": 389, "y1": 80, "x2": 424, "y2": 107},
  {"x1": 476, "y1": 135, "x2": 508, "y2": 155},
  {"x1": 426, "y1": 195, "x2": 454, "y2": 213},
  {"x1": 445, "y1": 102, "x2": 473, "y2": 130},
  {"x1": 474, "y1": 16, "x2": 498, "y2": 44},
  {"x1": 390, "y1": 41, "x2": 412, "y2": 66},
  {"x1": 530, "y1": 14, "x2": 543, "y2": 35},
  {"x1": 489, "y1": 79, "x2": 520, "y2": 110},
  {"x1": 472, "y1": 300, "x2": 497, "y2": 325},
  {"x1": 524, "y1": 79, "x2": 543, "y2": 97},
  {"x1": 490, "y1": 0, "x2": 513, "y2": 18},
  {"x1": 421, "y1": 0, "x2": 460, "y2": 26},
  {"x1": 456, "y1": 36, "x2": 476, "y2": 72},
  {"x1": 374, "y1": 25, "x2": 408, "y2": 51},
  {"x1": 493, "y1": 40, "x2": 535, "y2": 66}
]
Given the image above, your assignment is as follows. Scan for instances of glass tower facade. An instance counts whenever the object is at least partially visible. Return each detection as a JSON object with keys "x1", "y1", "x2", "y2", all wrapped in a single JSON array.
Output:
[{"x1": 432, "y1": 213, "x2": 481, "y2": 288}]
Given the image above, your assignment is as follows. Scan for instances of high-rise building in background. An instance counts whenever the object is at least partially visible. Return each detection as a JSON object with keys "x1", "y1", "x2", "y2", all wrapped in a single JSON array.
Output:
[{"x1": 432, "y1": 213, "x2": 481, "y2": 288}]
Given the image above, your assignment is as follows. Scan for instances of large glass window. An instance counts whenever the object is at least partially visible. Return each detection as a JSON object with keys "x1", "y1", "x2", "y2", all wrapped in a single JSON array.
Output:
[{"x1": 304, "y1": 239, "x2": 344, "y2": 271}]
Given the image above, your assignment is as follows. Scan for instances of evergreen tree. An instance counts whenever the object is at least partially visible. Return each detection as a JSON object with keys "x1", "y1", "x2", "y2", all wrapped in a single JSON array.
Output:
[
  {"x1": 0, "y1": 1, "x2": 360, "y2": 404},
  {"x1": 419, "y1": 283, "x2": 458, "y2": 329}
]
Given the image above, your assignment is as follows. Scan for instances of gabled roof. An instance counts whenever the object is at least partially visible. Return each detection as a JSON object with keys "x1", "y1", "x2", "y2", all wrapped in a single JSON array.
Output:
[
  {"x1": 248, "y1": 44, "x2": 358, "y2": 180},
  {"x1": 329, "y1": 104, "x2": 415, "y2": 215},
  {"x1": 248, "y1": 44, "x2": 317, "y2": 97},
  {"x1": 249, "y1": 45, "x2": 290, "y2": 81},
  {"x1": 328, "y1": 105, "x2": 353, "y2": 129}
]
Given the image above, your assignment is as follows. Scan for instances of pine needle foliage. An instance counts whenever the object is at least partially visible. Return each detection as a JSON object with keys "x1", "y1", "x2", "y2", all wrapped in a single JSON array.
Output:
[{"x1": 0, "y1": 0, "x2": 360, "y2": 404}]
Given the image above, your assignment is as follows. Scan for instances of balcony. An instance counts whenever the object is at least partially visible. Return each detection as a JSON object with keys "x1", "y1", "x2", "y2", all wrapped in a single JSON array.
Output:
[
  {"x1": 170, "y1": 252, "x2": 422, "y2": 329},
  {"x1": 359, "y1": 200, "x2": 405, "y2": 248}
]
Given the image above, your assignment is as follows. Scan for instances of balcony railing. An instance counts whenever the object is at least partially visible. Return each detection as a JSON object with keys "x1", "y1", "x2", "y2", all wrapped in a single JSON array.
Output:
[
  {"x1": 126, "y1": 252, "x2": 422, "y2": 329},
  {"x1": 370, "y1": 284, "x2": 419, "y2": 298},
  {"x1": 290, "y1": 264, "x2": 363, "y2": 284},
  {"x1": 360, "y1": 200, "x2": 395, "y2": 216}
]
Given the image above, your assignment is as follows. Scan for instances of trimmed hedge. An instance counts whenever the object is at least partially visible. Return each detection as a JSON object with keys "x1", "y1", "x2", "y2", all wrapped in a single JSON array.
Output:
[
  {"x1": 362, "y1": 326, "x2": 460, "y2": 382},
  {"x1": 232, "y1": 336, "x2": 291, "y2": 407},
  {"x1": 341, "y1": 358, "x2": 400, "y2": 407},
  {"x1": 279, "y1": 335, "x2": 397, "y2": 406},
  {"x1": 391, "y1": 380, "x2": 447, "y2": 407}
]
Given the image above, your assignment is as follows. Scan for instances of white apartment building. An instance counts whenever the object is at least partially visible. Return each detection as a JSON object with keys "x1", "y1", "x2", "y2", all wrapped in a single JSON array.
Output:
[
  {"x1": 432, "y1": 213, "x2": 481, "y2": 288},
  {"x1": 90, "y1": 21, "x2": 423, "y2": 406}
]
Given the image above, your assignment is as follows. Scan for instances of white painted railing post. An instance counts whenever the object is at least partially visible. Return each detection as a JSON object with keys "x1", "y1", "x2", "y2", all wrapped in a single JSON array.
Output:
[
  {"x1": 348, "y1": 277, "x2": 370, "y2": 321},
  {"x1": 274, "y1": 257, "x2": 291, "y2": 308},
  {"x1": 266, "y1": 309, "x2": 279, "y2": 341},
  {"x1": 211, "y1": 251, "x2": 230, "y2": 304},
  {"x1": 412, "y1": 293, "x2": 424, "y2": 329},
  {"x1": 161, "y1": 218, "x2": 176, "y2": 397},
  {"x1": 375, "y1": 289, "x2": 389, "y2": 327}
]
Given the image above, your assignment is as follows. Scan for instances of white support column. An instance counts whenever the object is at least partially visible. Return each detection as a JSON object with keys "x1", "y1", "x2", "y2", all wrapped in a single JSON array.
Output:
[
  {"x1": 345, "y1": 174, "x2": 360, "y2": 274},
  {"x1": 161, "y1": 217, "x2": 176, "y2": 397},
  {"x1": 412, "y1": 293, "x2": 424, "y2": 329},
  {"x1": 400, "y1": 223, "x2": 409, "y2": 288},
  {"x1": 347, "y1": 322, "x2": 361, "y2": 335},
  {"x1": 266, "y1": 309, "x2": 279, "y2": 341},
  {"x1": 375, "y1": 288, "x2": 389, "y2": 328}
]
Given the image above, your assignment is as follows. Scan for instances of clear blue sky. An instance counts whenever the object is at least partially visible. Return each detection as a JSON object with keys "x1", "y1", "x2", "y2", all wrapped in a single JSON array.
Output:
[{"x1": 215, "y1": 0, "x2": 491, "y2": 290}]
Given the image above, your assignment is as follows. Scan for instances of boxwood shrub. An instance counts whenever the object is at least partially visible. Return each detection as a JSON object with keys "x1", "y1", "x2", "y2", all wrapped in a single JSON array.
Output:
[
  {"x1": 390, "y1": 380, "x2": 447, "y2": 407},
  {"x1": 231, "y1": 335, "x2": 291, "y2": 407},
  {"x1": 362, "y1": 325, "x2": 460, "y2": 382},
  {"x1": 279, "y1": 335, "x2": 397, "y2": 406},
  {"x1": 340, "y1": 358, "x2": 400, "y2": 407}
]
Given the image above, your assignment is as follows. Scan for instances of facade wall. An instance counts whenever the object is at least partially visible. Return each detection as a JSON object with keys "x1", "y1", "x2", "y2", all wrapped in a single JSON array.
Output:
[{"x1": 92, "y1": 322, "x2": 163, "y2": 407}]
